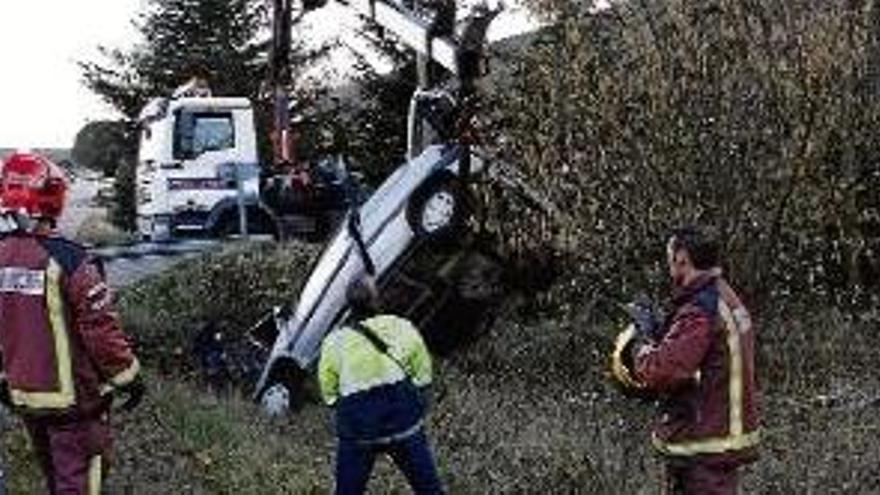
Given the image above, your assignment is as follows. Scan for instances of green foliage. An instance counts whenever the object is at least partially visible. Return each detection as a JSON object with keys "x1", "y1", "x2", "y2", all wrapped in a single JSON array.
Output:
[
  {"x1": 80, "y1": 0, "x2": 264, "y2": 119},
  {"x1": 112, "y1": 158, "x2": 138, "y2": 231},
  {"x1": 346, "y1": 62, "x2": 421, "y2": 184},
  {"x1": 118, "y1": 241, "x2": 321, "y2": 366},
  {"x1": 0, "y1": 422, "x2": 43, "y2": 493},
  {"x1": 71, "y1": 120, "x2": 135, "y2": 177},
  {"x1": 343, "y1": 29, "x2": 421, "y2": 184},
  {"x1": 306, "y1": 24, "x2": 422, "y2": 186},
  {"x1": 488, "y1": 0, "x2": 880, "y2": 314},
  {"x1": 74, "y1": 212, "x2": 137, "y2": 247}
]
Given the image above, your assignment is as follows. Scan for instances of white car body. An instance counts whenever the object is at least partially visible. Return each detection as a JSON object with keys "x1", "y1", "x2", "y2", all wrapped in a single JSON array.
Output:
[
  {"x1": 136, "y1": 97, "x2": 260, "y2": 239},
  {"x1": 256, "y1": 143, "x2": 483, "y2": 395}
]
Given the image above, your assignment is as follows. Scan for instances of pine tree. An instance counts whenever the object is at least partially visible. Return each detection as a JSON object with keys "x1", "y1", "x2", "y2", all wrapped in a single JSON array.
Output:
[{"x1": 81, "y1": 0, "x2": 265, "y2": 119}]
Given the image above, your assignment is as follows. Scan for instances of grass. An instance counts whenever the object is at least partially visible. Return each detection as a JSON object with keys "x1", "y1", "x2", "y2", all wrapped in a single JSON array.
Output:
[{"x1": 2, "y1": 245, "x2": 879, "y2": 493}]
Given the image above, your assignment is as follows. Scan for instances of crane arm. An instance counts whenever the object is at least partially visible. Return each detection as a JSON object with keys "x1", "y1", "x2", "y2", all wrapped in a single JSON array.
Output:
[{"x1": 338, "y1": 0, "x2": 460, "y2": 74}]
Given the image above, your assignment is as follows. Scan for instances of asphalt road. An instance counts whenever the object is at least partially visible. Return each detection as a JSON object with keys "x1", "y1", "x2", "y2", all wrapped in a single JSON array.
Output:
[
  {"x1": 96, "y1": 240, "x2": 225, "y2": 287},
  {"x1": 59, "y1": 172, "x2": 226, "y2": 288}
]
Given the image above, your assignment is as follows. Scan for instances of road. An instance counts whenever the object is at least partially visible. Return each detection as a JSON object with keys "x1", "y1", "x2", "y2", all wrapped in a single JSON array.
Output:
[
  {"x1": 59, "y1": 171, "x2": 227, "y2": 288},
  {"x1": 95, "y1": 240, "x2": 225, "y2": 287}
]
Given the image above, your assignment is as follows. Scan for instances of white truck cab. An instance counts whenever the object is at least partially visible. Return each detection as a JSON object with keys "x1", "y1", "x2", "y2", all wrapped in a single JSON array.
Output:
[{"x1": 136, "y1": 94, "x2": 265, "y2": 240}]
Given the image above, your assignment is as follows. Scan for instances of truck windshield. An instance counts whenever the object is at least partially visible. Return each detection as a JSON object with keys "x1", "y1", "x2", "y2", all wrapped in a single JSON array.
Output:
[{"x1": 174, "y1": 111, "x2": 235, "y2": 160}]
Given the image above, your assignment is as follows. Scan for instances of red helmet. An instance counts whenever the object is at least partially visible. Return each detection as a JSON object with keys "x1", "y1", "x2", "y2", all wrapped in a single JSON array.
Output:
[{"x1": 0, "y1": 153, "x2": 68, "y2": 220}]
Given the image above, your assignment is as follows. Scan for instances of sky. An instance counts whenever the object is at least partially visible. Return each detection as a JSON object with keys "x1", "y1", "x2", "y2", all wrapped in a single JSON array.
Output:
[
  {"x1": 0, "y1": 0, "x2": 538, "y2": 150},
  {"x1": 0, "y1": 1, "x2": 144, "y2": 149}
]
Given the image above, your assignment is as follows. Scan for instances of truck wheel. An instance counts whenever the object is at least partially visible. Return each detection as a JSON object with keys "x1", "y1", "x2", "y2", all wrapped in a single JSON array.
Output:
[
  {"x1": 213, "y1": 215, "x2": 240, "y2": 239},
  {"x1": 149, "y1": 223, "x2": 172, "y2": 243},
  {"x1": 407, "y1": 174, "x2": 469, "y2": 242}
]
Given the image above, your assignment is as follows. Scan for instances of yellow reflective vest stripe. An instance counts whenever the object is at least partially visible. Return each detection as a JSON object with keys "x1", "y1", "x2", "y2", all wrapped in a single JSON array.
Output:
[
  {"x1": 88, "y1": 455, "x2": 103, "y2": 495},
  {"x1": 652, "y1": 429, "x2": 761, "y2": 456},
  {"x1": 10, "y1": 260, "x2": 76, "y2": 410}
]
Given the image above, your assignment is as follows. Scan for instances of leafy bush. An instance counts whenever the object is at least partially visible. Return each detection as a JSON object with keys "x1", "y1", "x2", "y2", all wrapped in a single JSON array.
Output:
[
  {"x1": 118, "y1": 241, "x2": 320, "y2": 368},
  {"x1": 74, "y1": 212, "x2": 137, "y2": 247},
  {"x1": 71, "y1": 120, "x2": 134, "y2": 177},
  {"x1": 487, "y1": 0, "x2": 880, "y2": 315}
]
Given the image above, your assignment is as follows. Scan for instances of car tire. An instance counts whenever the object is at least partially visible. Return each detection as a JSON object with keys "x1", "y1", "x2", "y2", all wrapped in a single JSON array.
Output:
[
  {"x1": 407, "y1": 174, "x2": 469, "y2": 242},
  {"x1": 257, "y1": 358, "x2": 306, "y2": 416}
]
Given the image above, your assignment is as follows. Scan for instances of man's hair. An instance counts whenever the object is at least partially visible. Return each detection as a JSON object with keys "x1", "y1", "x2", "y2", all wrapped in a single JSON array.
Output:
[
  {"x1": 670, "y1": 225, "x2": 720, "y2": 270},
  {"x1": 347, "y1": 276, "x2": 379, "y2": 317}
]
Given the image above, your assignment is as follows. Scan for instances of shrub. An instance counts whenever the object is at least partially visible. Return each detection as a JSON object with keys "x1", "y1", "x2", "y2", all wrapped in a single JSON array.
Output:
[
  {"x1": 117, "y1": 241, "x2": 320, "y2": 369},
  {"x1": 486, "y1": 0, "x2": 880, "y2": 316}
]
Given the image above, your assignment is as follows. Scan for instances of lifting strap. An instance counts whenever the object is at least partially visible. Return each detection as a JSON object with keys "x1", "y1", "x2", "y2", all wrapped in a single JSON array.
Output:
[
  {"x1": 347, "y1": 210, "x2": 376, "y2": 276},
  {"x1": 352, "y1": 321, "x2": 413, "y2": 383}
]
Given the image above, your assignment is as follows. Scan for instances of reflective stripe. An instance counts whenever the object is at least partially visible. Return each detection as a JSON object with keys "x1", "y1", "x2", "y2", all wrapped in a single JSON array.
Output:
[
  {"x1": 357, "y1": 419, "x2": 424, "y2": 446},
  {"x1": 109, "y1": 357, "x2": 141, "y2": 387},
  {"x1": 10, "y1": 260, "x2": 76, "y2": 410},
  {"x1": 652, "y1": 430, "x2": 760, "y2": 456},
  {"x1": 0, "y1": 267, "x2": 45, "y2": 295},
  {"x1": 719, "y1": 300, "x2": 744, "y2": 436},
  {"x1": 88, "y1": 455, "x2": 102, "y2": 495}
]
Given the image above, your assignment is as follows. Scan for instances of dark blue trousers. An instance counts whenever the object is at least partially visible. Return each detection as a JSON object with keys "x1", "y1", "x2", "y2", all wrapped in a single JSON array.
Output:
[{"x1": 335, "y1": 429, "x2": 443, "y2": 495}]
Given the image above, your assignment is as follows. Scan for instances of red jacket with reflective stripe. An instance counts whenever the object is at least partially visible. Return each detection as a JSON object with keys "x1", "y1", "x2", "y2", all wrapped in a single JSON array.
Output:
[
  {"x1": 0, "y1": 231, "x2": 139, "y2": 417},
  {"x1": 635, "y1": 274, "x2": 760, "y2": 465}
]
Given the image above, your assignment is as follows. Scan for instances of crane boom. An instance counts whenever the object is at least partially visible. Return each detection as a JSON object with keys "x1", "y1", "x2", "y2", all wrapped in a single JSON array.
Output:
[{"x1": 338, "y1": 0, "x2": 461, "y2": 74}]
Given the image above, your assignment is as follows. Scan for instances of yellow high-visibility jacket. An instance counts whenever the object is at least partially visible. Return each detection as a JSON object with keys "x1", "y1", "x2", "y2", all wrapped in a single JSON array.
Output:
[{"x1": 319, "y1": 314, "x2": 432, "y2": 442}]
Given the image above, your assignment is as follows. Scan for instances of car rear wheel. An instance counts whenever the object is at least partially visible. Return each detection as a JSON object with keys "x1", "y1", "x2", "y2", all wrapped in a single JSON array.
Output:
[{"x1": 407, "y1": 174, "x2": 469, "y2": 242}]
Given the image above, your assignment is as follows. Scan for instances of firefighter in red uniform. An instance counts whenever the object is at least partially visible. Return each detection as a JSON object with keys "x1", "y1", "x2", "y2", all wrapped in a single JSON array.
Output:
[
  {"x1": 613, "y1": 226, "x2": 760, "y2": 494},
  {"x1": 0, "y1": 153, "x2": 145, "y2": 494}
]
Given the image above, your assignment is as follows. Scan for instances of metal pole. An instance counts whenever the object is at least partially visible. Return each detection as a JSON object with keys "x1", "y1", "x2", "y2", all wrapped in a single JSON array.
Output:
[
  {"x1": 271, "y1": 0, "x2": 294, "y2": 170},
  {"x1": 236, "y1": 164, "x2": 250, "y2": 239},
  {"x1": 417, "y1": 53, "x2": 430, "y2": 88}
]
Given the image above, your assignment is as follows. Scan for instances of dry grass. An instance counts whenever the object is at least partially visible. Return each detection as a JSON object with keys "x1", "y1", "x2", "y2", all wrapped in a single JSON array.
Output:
[
  {"x1": 6, "y1": 312, "x2": 877, "y2": 493},
  {"x1": 3, "y1": 247, "x2": 879, "y2": 493}
]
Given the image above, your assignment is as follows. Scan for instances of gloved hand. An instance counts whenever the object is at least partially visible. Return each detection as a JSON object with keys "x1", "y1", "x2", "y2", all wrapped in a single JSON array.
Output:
[
  {"x1": 115, "y1": 377, "x2": 146, "y2": 412},
  {"x1": 628, "y1": 294, "x2": 660, "y2": 340}
]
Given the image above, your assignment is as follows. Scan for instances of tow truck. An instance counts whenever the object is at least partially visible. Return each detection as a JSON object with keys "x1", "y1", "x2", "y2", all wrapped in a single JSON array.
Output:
[
  {"x1": 134, "y1": 0, "x2": 493, "y2": 242},
  {"x1": 135, "y1": 83, "x2": 274, "y2": 240}
]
